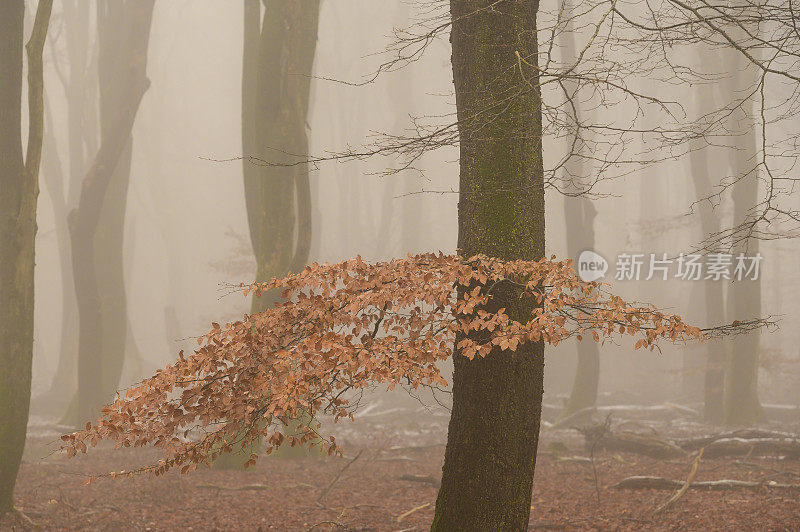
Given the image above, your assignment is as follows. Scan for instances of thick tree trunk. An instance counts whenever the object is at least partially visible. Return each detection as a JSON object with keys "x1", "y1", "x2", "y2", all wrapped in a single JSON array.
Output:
[
  {"x1": 0, "y1": 0, "x2": 52, "y2": 513},
  {"x1": 432, "y1": 1, "x2": 545, "y2": 529},
  {"x1": 68, "y1": 0, "x2": 154, "y2": 425}
]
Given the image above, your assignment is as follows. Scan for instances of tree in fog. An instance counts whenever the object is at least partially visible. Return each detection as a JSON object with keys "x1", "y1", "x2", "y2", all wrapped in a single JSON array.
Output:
[
  {"x1": 683, "y1": 3, "x2": 764, "y2": 425},
  {"x1": 212, "y1": 0, "x2": 321, "y2": 468},
  {"x1": 688, "y1": 69, "x2": 728, "y2": 422},
  {"x1": 722, "y1": 35, "x2": 763, "y2": 426},
  {"x1": 558, "y1": 0, "x2": 600, "y2": 419},
  {"x1": 241, "y1": 0, "x2": 319, "y2": 313},
  {"x1": 37, "y1": 0, "x2": 98, "y2": 415},
  {"x1": 67, "y1": 0, "x2": 155, "y2": 424},
  {"x1": 0, "y1": 0, "x2": 53, "y2": 514}
]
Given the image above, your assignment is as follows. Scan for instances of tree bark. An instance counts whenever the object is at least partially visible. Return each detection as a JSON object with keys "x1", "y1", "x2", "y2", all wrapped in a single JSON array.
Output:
[
  {"x1": 0, "y1": 0, "x2": 53, "y2": 513},
  {"x1": 432, "y1": 1, "x2": 545, "y2": 529}
]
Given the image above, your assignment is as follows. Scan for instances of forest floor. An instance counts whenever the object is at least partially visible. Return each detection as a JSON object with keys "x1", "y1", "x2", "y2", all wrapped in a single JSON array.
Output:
[{"x1": 4, "y1": 405, "x2": 800, "y2": 531}]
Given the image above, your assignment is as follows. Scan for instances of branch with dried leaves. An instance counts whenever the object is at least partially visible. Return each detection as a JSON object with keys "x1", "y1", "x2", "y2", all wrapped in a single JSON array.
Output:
[{"x1": 59, "y1": 253, "x2": 765, "y2": 479}]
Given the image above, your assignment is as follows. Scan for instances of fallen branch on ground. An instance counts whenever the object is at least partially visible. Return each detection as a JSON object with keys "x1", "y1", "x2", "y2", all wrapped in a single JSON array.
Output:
[
  {"x1": 580, "y1": 427, "x2": 800, "y2": 460},
  {"x1": 578, "y1": 426, "x2": 685, "y2": 460},
  {"x1": 702, "y1": 438, "x2": 800, "y2": 459},
  {"x1": 305, "y1": 521, "x2": 349, "y2": 531},
  {"x1": 653, "y1": 447, "x2": 705, "y2": 515},
  {"x1": 197, "y1": 482, "x2": 314, "y2": 491},
  {"x1": 397, "y1": 474, "x2": 441, "y2": 488},
  {"x1": 675, "y1": 429, "x2": 799, "y2": 451},
  {"x1": 551, "y1": 404, "x2": 700, "y2": 426},
  {"x1": 397, "y1": 502, "x2": 431, "y2": 523},
  {"x1": 612, "y1": 476, "x2": 800, "y2": 491},
  {"x1": 13, "y1": 507, "x2": 37, "y2": 528}
]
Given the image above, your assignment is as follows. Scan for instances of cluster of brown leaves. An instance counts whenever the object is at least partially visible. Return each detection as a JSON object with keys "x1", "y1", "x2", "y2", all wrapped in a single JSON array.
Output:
[{"x1": 61, "y1": 253, "x2": 702, "y2": 478}]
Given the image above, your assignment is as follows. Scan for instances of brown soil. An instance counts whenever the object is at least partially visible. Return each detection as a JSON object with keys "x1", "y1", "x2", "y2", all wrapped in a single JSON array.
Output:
[{"x1": 3, "y1": 427, "x2": 800, "y2": 531}]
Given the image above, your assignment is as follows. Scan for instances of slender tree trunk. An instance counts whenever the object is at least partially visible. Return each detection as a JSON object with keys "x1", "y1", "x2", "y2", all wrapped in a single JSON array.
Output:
[
  {"x1": 562, "y1": 200, "x2": 600, "y2": 416},
  {"x1": 560, "y1": 0, "x2": 600, "y2": 418},
  {"x1": 724, "y1": 83, "x2": 762, "y2": 426},
  {"x1": 0, "y1": 0, "x2": 53, "y2": 513},
  {"x1": 433, "y1": 2, "x2": 545, "y2": 529},
  {"x1": 688, "y1": 133, "x2": 726, "y2": 423},
  {"x1": 68, "y1": 0, "x2": 154, "y2": 425},
  {"x1": 721, "y1": 11, "x2": 762, "y2": 425},
  {"x1": 37, "y1": 93, "x2": 80, "y2": 414}
]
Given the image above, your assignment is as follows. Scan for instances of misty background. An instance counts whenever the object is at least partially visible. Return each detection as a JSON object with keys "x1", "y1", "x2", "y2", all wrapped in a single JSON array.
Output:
[{"x1": 28, "y1": 0, "x2": 800, "y2": 424}]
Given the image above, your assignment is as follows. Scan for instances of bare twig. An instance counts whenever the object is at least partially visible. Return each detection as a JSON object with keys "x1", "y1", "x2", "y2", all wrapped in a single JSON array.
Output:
[
  {"x1": 588, "y1": 413, "x2": 612, "y2": 504},
  {"x1": 397, "y1": 502, "x2": 431, "y2": 523},
  {"x1": 316, "y1": 449, "x2": 364, "y2": 504}
]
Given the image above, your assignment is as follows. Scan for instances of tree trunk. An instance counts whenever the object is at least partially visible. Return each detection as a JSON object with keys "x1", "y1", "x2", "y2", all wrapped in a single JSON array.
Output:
[
  {"x1": 432, "y1": 1, "x2": 545, "y2": 529},
  {"x1": 0, "y1": 0, "x2": 52, "y2": 513},
  {"x1": 243, "y1": 0, "x2": 318, "y2": 315},
  {"x1": 722, "y1": 15, "x2": 762, "y2": 426},
  {"x1": 215, "y1": 0, "x2": 319, "y2": 468},
  {"x1": 560, "y1": 0, "x2": 600, "y2": 418},
  {"x1": 68, "y1": 0, "x2": 154, "y2": 425},
  {"x1": 43, "y1": 0, "x2": 95, "y2": 414},
  {"x1": 723, "y1": 143, "x2": 762, "y2": 416},
  {"x1": 688, "y1": 123, "x2": 726, "y2": 424},
  {"x1": 562, "y1": 197, "x2": 600, "y2": 417}
]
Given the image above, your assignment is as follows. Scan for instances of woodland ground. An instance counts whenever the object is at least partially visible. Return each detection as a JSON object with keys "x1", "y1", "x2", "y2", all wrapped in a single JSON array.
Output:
[{"x1": 3, "y1": 402, "x2": 800, "y2": 531}]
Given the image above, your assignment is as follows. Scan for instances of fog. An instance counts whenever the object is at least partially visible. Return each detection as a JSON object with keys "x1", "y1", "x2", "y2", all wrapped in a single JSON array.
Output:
[
  {"x1": 3, "y1": 0, "x2": 799, "y2": 527},
  {"x1": 28, "y1": 1, "x2": 799, "y2": 418}
]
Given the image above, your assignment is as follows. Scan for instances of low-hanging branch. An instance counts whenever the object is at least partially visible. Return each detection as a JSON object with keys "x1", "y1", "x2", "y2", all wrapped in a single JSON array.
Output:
[{"x1": 59, "y1": 253, "x2": 766, "y2": 479}]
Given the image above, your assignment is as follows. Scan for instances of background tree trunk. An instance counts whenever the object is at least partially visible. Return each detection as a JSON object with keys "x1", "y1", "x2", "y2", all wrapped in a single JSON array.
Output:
[
  {"x1": 243, "y1": 0, "x2": 318, "y2": 316},
  {"x1": 39, "y1": 0, "x2": 96, "y2": 416},
  {"x1": 215, "y1": 0, "x2": 319, "y2": 468},
  {"x1": 724, "y1": 73, "x2": 762, "y2": 426},
  {"x1": 688, "y1": 68, "x2": 727, "y2": 422},
  {"x1": 0, "y1": 0, "x2": 52, "y2": 513},
  {"x1": 432, "y1": 1, "x2": 545, "y2": 529},
  {"x1": 562, "y1": 199, "x2": 600, "y2": 417},
  {"x1": 67, "y1": 0, "x2": 154, "y2": 426},
  {"x1": 560, "y1": 0, "x2": 600, "y2": 418}
]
